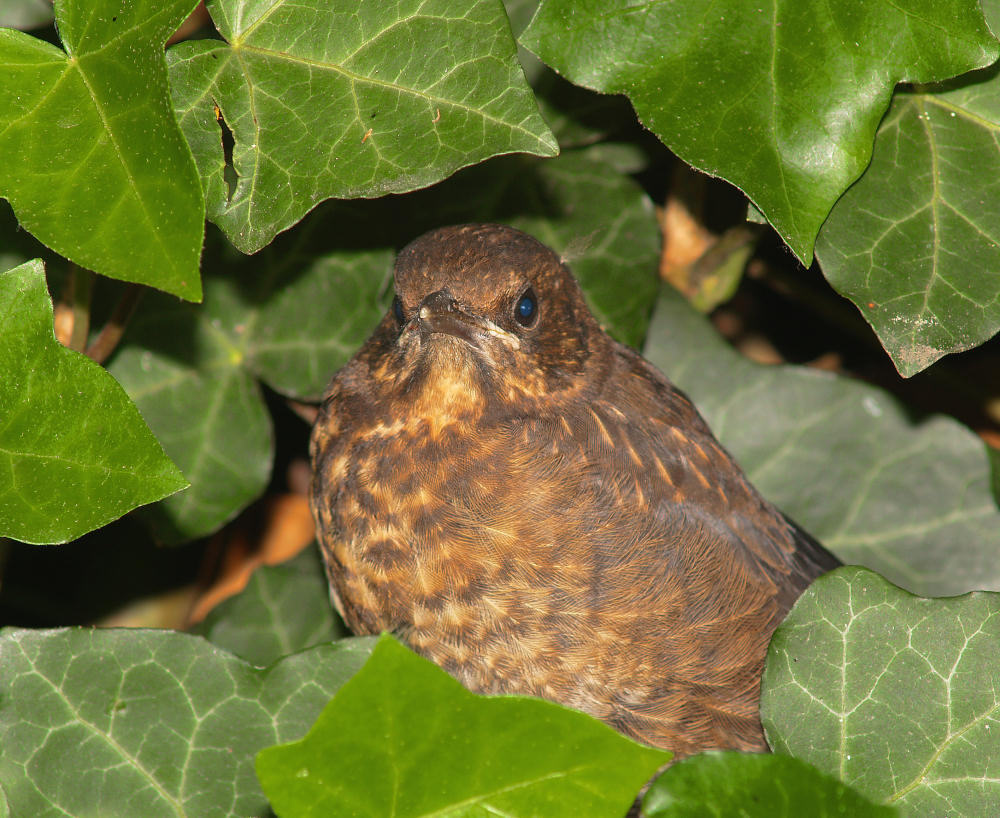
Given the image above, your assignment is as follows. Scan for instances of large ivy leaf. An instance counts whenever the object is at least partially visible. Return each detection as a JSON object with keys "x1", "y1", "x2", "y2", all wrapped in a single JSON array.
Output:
[
  {"x1": 167, "y1": 0, "x2": 557, "y2": 254},
  {"x1": 193, "y1": 548, "x2": 345, "y2": 667},
  {"x1": 762, "y1": 566, "x2": 1000, "y2": 815},
  {"x1": 642, "y1": 752, "x2": 897, "y2": 817},
  {"x1": 644, "y1": 286, "x2": 1000, "y2": 596},
  {"x1": 521, "y1": 0, "x2": 998, "y2": 264},
  {"x1": 0, "y1": 628, "x2": 374, "y2": 818},
  {"x1": 0, "y1": 261, "x2": 187, "y2": 544},
  {"x1": 816, "y1": 70, "x2": 1000, "y2": 376},
  {"x1": 257, "y1": 633, "x2": 670, "y2": 818},
  {"x1": 0, "y1": 0, "x2": 204, "y2": 300}
]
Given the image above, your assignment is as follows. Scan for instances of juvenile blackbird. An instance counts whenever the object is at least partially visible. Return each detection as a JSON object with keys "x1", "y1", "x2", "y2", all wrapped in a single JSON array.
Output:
[{"x1": 310, "y1": 223, "x2": 839, "y2": 756}]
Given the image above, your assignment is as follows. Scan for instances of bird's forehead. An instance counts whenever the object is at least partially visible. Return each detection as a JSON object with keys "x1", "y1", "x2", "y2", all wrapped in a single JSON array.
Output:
[{"x1": 393, "y1": 224, "x2": 561, "y2": 305}]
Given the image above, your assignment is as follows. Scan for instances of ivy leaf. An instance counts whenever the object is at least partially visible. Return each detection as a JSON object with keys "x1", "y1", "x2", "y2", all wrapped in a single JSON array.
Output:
[
  {"x1": 816, "y1": 70, "x2": 1000, "y2": 376},
  {"x1": 167, "y1": 0, "x2": 557, "y2": 254},
  {"x1": 0, "y1": 627, "x2": 375, "y2": 818},
  {"x1": 644, "y1": 285, "x2": 1000, "y2": 596},
  {"x1": 193, "y1": 548, "x2": 345, "y2": 667},
  {"x1": 521, "y1": 0, "x2": 998, "y2": 264},
  {"x1": 0, "y1": 0, "x2": 204, "y2": 299},
  {"x1": 106, "y1": 239, "x2": 393, "y2": 542},
  {"x1": 642, "y1": 752, "x2": 897, "y2": 817},
  {"x1": 105, "y1": 279, "x2": 274, "y2": 543},
  {"x1": 0, "y1": 260, "x2": 187, "y2": 544},
  {"x1": 257, "y1": 633, "x2": 670, "y2": 818},
  {"x1": 762, "y1": 566, "x2": 1000, "y2": 815}
]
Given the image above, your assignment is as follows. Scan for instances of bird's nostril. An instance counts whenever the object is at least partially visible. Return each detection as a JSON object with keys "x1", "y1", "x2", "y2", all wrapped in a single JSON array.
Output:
[{"x1": 418, "y1": 289, "x2": 457, "y2": 318}]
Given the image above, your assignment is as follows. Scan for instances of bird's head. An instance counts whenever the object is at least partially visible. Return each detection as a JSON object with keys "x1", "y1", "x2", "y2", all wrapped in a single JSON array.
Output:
[{"x1": 368, "y1": 224, "x2": 604, "y2": 412}]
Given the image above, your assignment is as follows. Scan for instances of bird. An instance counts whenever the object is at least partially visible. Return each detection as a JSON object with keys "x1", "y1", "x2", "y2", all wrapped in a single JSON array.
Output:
[{"x1": 309, "y1": 223, "x2": 840, "y2": 756}]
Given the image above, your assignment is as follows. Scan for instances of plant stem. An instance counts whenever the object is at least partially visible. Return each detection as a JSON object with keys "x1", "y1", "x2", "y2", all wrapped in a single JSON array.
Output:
[
  {"x1": 68, "y1": 265, "x2": 92, "y2": 353},
  {"x1": 86, "y1": 283, "x2": 144, "y2": 364}
]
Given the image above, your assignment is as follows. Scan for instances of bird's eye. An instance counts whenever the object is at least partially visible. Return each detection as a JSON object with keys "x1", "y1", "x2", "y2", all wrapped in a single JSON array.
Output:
[
  {"x1": 392, "y1": 295, "x2": 405, "y2": 325},
  {"x1": 514, "y1": 287, "x2": 537, "y2": 327}
]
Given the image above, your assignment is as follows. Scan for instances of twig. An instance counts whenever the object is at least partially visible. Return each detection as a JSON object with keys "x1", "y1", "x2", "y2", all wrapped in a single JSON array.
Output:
[
  {"x1": 68, "y1": 265, "x2": 92, "y2": 353},
  {"x1": 86, "y1": 283, "x2": 144, "y2": 364},
  {"x1": 287, "y1": 400, "x2": 319, "y2": 425}
]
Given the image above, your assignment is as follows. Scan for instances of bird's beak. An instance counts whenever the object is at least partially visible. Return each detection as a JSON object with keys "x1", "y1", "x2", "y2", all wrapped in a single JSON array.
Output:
[
  {"x1": 415, "y1": 289, "x2": 521, "y2": 351},
  {"x1": 417, "y1": 290, "x2": 481, "y2": 347}
]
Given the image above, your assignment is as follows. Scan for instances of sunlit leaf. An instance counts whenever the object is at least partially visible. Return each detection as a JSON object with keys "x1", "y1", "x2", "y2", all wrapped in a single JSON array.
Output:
[
  {"x1": 168, "y1": 0, "x2": 557, "y2": 253},
  {"x1": 0, "y1": 260, "x2": 186, "y2": 544},
  {"x1": 258, "y1": 634, "x2": 669, "y2": 818},
  {"x1": 0, "y1": 0, "x2": 204, "y2": 298},
  {"x1": 522, "y1": 0, "x2": 997, "y2": 263}
]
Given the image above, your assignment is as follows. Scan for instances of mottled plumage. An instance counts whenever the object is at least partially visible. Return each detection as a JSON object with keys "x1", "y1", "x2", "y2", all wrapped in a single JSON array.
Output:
[{"x1": 310, "y1": 224, "x2": 838, "y2": 755}]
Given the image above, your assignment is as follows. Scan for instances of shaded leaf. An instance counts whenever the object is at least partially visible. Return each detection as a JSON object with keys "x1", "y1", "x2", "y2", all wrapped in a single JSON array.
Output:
[
  {"x1": 0, "y1": 0, "x2": 204, "y2": 299},
  {"x1": 257, "y1": 633, "x2": 669, "y2": 818},
  {"x1": 106, "y1": 236, "x2": 393, "y2": 541},
  {"x1": 817, "y1": 70, "x2": 1000, "y2": 376},
  {"x1": 762, "y1": 566, "x2": 1000, "y2": 815},
  {"x1": 167, "y1": 0, "x2": 557, "y2": 253},
  {"x1": 521, "y1": 0, "x2": 998, "y2": 263},
  {"x1": 245, "y1": 246, "x2": 395, "y2": 402},
  {"x1": 193, "y1": 547, "x2": 344, "y2": 666},
  {"x1": 0, "y1": 627, "x2": 374, "y2": 818},
  {"x1": 106, "y1": 281, "x2": 273, "y2": 543},
  {"x1": 0, "y1": 0, "x2": 53, "y2": 30},
  {"x1": 642, "y1": 751, "x2": 897, "y2": 818},
  {"x1": 0, "y1": 261, "x2": 187, "y2": 544},
  {"x1": 644, "y1": 285, "x2": 1000, "y2": 596}
]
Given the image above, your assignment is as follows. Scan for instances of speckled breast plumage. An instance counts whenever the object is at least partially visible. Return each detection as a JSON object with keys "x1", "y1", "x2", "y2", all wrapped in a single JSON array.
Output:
[{"x1": 309, "y1": 224, "x2": 838, "y2": 756}]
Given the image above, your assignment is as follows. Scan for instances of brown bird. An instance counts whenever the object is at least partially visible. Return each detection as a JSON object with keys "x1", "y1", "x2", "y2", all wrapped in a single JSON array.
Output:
[{"x1": 310, "y1": 223, "x2": 839, "y2": 756}]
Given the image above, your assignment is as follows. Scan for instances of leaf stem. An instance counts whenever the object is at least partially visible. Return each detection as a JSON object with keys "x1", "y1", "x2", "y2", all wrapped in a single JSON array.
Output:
[
  {"x1": 68, "y1": 265, "x2": 92, "y2": 353},
  {"x1": 287, "y1": 400, "x2": 318, "y2": 425},
  {"x1": 86, "y1": 283, "x2": 144, "y2": 364}
]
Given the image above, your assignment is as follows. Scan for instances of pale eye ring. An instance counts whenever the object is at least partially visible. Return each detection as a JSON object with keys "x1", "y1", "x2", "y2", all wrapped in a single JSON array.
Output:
[{"x1": 514, "y1": 287, "x2": 537, "y2": 327}]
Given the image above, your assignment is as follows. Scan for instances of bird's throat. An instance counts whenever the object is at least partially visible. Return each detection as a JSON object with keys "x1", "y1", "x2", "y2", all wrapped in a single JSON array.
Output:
[{"x1": 410, "y1": 338, "x2": 485, "y2": 430}]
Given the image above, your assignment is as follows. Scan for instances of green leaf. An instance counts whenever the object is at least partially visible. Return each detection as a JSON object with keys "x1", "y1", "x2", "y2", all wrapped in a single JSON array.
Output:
[
  {"x1": 105, "y1": 277, "x2": 274, "y2": 543},
  {"x1": 641, "y1": 752, "x2": 898, "y2": 817},
  {"x1": 167, "y1": 0, "x2": 557, "y2": 254},
  {"x1": 257, "y1": 633, "x2": 670, "y2": 818},
  {"x1": 643, "y1": 285, "x2": 1000, "y2": 596},
  {"x1": 193, "y1": 548, "x2": 345, "y2": 666},
  {"x1": 245, "y1": 245, "x2": 395, "y2": 402},
  {"x1": 0, "y1": 628, "x2": 375, "y2": 818},
  {"x1": 762, "y1": 566, "x2": 1000, "y2": 815},
  {"x1": 521, "y1": 0, "x2": 998, "y2": 264},
  {"x1": 0, "y1": 0, "x2": 205, "y2": 299},
  {"x1": 816, "y1": 71, "x2": 1000, "y2": 376},
  {"x1": 106, "y1": 235, "x2": 393, "y2": 541},
  {"x1": 0, "y1": 260, "x2": 187, "y2": 544}
]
